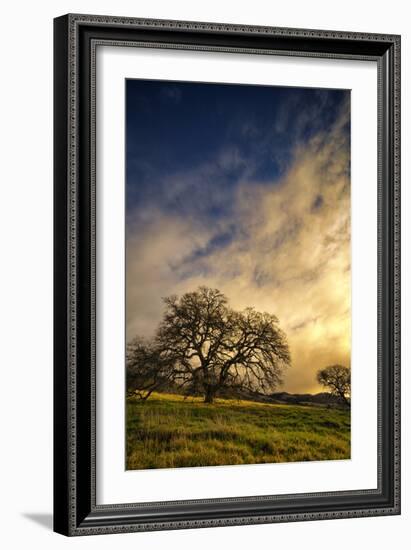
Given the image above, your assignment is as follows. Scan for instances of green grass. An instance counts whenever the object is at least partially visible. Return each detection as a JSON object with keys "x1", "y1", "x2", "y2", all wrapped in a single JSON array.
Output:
[{"x1": 126, "y1": 392, "x2": 350, "y2": 470}]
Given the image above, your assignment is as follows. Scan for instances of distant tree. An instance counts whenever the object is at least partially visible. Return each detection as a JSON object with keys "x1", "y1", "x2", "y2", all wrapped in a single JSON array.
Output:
[
  {"x1": 316, "y1": 365, "x2": 351, "y2": 405},
  {"x1": 127, "y1": 286, "x2": 291, "y2": 403}
]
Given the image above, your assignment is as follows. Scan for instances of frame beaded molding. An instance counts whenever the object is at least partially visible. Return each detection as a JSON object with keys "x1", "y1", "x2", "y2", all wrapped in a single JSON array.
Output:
[
  {"x1": 61, "y1": 13, "x2": 400, "y2": 535},
  {"x1": 70, "y1": 12, "x2": 399, "y2": 42},
  {"x1": 67, "y1": 15, "x2": 78, "y2": 534},
  {"x1": 392, "y1": 36, "x2": 401, "y2": 511}
]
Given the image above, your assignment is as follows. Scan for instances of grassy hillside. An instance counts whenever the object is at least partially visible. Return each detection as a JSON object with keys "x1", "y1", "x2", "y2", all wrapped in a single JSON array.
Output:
[{"x1": 126, "y1": 392, "x2": 350, "y2": 470}]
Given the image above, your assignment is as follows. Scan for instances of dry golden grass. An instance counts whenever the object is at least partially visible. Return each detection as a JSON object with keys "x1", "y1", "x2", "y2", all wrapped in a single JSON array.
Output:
[{"x1": 126, "y1": 392, "x2": 350, "y2": 470}]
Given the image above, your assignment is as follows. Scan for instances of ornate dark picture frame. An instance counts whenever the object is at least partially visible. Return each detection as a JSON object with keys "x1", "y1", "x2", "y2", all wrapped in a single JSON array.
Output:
[{"x1": 53, "y1": 14, "x2": 401, "y2": 536}]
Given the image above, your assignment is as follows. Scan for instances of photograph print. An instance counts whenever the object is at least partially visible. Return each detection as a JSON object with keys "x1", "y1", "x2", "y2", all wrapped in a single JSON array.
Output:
[{"x1": 125, "y1": 79, "x2": 351, "y2": 471}]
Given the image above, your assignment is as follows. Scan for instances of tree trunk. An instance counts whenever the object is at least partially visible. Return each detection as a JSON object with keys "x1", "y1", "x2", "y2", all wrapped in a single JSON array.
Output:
[{"x1": 204, "y1": 387, "x2": 215, "y2": 404}]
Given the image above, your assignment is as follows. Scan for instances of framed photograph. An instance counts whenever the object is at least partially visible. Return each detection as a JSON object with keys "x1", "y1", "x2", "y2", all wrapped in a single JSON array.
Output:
[{"x1": 53, "y1": 14, "x2": 401, "y2": 536}]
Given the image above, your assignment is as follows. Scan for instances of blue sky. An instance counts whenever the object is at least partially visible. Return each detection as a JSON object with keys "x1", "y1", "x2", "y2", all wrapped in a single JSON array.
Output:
[
  {"x1": 125, "y1": 79, "x2": 350, "y2": 393},
  {"x1": 126, "y1": 80, "x2": 349, "y2": 223}
]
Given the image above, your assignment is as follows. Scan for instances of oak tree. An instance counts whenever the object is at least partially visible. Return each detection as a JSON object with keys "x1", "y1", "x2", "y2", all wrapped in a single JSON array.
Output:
[
  {"x1": 316, "y1": 364, "x2": 351, "y2": 405},
  {"x1": 127, "y1": 286, "x2": 291, "y2": 403}
]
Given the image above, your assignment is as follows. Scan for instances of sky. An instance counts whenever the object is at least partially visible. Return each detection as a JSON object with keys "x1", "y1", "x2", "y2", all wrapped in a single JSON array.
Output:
[{"x1": 125, "y1": 79, "x2": 351, "y2": 394}]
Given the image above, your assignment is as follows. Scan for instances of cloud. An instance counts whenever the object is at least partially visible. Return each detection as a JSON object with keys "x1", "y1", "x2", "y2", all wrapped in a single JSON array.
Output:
[{"x1": 126, "y1": 99, "x2": 351, "y2": 394}]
